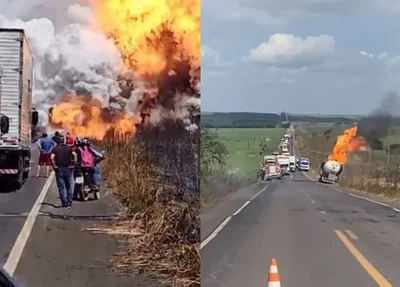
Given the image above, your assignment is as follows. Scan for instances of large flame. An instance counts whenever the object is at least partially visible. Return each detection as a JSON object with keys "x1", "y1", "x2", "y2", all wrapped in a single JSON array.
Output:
[
  {"x1": 50, "y1": 96, "x2": 136, "y2": 140},
  {"x1": 49, "y1": 0, "x2": 200, "y2": 140},
  {"x1": 328, "y1": 126, "x2": 366, "y2": 164},
  {"x1": 89, "y1": 0, "x2": 200, "y2": 76}
]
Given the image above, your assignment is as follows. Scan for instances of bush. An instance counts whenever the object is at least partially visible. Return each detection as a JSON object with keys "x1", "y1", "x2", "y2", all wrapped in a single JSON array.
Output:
[{"x1": 102, "y1": 120, "x2": 200, "y2": 286}]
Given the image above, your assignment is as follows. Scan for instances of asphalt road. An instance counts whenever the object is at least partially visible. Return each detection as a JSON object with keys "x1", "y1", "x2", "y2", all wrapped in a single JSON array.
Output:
[
  {"x1": 0, "y1": 145, "x2": 162, "y2": 286},
  {"x1": 201, "y1": 172, "x2": 400, "y2": 287}
]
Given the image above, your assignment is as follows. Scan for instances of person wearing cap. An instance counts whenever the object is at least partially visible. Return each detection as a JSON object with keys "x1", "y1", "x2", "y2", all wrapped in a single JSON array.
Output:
[{"x1": 51, "y1": 135, "x2": 77, "y2": 208}]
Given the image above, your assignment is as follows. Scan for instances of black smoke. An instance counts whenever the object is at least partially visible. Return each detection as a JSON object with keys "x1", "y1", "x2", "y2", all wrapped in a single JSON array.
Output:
[{"x1": 357, "y1": 91, "x2": 400, "y2": 149}]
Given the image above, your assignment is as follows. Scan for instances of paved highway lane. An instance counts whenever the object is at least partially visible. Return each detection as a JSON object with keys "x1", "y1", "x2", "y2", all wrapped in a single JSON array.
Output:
[
  {"x1": 0, "y1": 145, "x2": 162, "y2": 286},
  {"x1": 0, "y1": 145, "x2": 50, "y2": 265},
  {"x1": 201, "y1": 172, "x2": 400, "y2": 287}
]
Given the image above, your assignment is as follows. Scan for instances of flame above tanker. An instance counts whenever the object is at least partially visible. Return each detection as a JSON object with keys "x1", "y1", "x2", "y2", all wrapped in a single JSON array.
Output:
[
  {"x1": 49, "y1": 0, "x2": 200, "y2": 140},
  {"x1": 328, "y1": 126, "x2": 366, "y2": 164}
]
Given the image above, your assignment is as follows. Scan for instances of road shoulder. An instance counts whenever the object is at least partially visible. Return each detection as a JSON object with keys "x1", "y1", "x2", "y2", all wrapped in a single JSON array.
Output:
[{"x1": 303, "y1": 170, "x2": 400, "y2": 212}]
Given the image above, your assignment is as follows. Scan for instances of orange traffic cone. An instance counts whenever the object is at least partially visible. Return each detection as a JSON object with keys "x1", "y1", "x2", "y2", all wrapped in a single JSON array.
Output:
[{"x1": 267, "y1": 258, "x2": 281, "y2": 287}]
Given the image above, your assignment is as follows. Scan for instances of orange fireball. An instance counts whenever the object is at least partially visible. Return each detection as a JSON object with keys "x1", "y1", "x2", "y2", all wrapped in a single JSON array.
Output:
[
  {"x1": 328, "y1": 126, "x2": 366, "y2": 164},
  {"x1": 89, "y1": 0, "x2": 200, "y2": 76},
  {"x1": 50, "y1": 96, "x2": 136, "y2": 140},
  {"x1": 49, "y1": 0, "x2": 200, "y2": 140}
]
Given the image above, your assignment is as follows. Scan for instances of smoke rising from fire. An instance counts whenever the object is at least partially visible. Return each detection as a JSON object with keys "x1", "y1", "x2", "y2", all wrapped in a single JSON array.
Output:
[
  {"x1": 0, "y1": 0, "x2": 200, "y2": 139},
  {"x1": 357, "y1": 91, "x2": 400, "y2": 147}
]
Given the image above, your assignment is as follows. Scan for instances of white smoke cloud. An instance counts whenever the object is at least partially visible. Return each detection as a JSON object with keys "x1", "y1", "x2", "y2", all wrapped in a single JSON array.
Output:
[
  {"x1": 0, "y1": 1, "x2": 124, "y2": 114},
  {"x1": 0, "y1": 0, "x2": 200, "y2": 131}
]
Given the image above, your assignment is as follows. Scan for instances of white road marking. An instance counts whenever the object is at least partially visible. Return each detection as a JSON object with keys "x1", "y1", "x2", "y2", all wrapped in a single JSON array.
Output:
[
  {"x1": 3, "y1": 172, "x2": 55, "y2": 276},
  {"x1": 232, "y1": 201, "x2": 250, "y2": 216},
  {"x1": 348, "y1": 193, "x2": 390, "y2": 207},
  {"x1": 302, "y1": 171, "x2": 313, "y2": 181},
  {"x1": 345, "y1": 230, "x2": 359, "y2": 240},
  {"x1": 331, "y1": 187, "x2": 343, "y2": 192},
  {"x1": 201, "y1": 185, "x2": 269, "y2": 249},
  {"x1": 201, "y1": 216, "x2": 231, "y2": 249},
  {"x1": 311, "y1": 200, "x2": 316, "y2": 204},
  {"x1": 320, "y1": 211, "x2": 326, "y2": 214},
  {"x1": 250, "y1": 185, "x2": 268, "y2": 201},
  {"x1": 305, "y1": 194, "x2": 309, "y2": 197},
  {"x1": 302, "y1": 171, "x2": 400, "y2": 211}
]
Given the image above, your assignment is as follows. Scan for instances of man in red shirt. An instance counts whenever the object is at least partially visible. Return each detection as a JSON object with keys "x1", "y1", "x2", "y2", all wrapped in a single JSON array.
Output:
[{"x1": 65, "y1": 132, "x2": 75, "y2": 149}]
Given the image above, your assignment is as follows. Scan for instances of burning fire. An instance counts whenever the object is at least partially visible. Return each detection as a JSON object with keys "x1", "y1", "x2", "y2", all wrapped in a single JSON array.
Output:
[
  {"x1": 328, "y1": 126, "x2": 366, "y2": 164},
  {"x1": 50, "y1": 96, "x2": 136, "y2": 140},
  {"x1": 89, "y1": 0, "x2": 200, "y2": 76},
  {"x1": 49, "y1": 0, "x2": 200, "y2": 140}
]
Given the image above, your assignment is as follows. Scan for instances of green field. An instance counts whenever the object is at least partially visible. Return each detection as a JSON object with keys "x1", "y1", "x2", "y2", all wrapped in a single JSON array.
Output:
[{"x1": 214, "y1": 128, "x2": 285, "y2": 179}]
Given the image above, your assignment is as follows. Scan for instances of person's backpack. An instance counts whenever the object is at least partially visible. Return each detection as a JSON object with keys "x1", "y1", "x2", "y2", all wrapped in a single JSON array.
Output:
[{"x1": 79, "y1": 146, "x2": 94, "y2": 167}]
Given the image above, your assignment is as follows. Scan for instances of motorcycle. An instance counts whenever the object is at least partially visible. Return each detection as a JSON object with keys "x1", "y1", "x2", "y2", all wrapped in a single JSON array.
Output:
[{"x1": 73, "y1": 165, "x2": 100, "y2": 201}]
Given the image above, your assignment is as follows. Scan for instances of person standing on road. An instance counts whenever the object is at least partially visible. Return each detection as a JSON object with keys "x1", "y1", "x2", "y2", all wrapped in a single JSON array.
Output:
[
  {"x1": 51, "y1": 135, "x2": 77, "y2": 208},
  {"x1": 52, "y1": 131, "x2": 61, "y2": 144},
  {"x1": 65, "y1": 132, "x2": 75, "y2": 148},
  {"x1": 36, "y1": 133, "x2": 55, "y2": 178}
]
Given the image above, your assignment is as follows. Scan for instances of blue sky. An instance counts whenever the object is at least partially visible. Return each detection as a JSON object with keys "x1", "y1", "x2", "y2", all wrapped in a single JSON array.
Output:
[{"x1": 201, "y1": 0, "x2": 400, "y2": 114}]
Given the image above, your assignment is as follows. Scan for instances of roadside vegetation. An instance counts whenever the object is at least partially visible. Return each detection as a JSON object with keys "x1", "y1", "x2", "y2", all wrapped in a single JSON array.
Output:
[
  {"x1": 100, "y1": 121, "x2": 200, "y2": 287},
  {"x1": 296, "y1": 124, "x2": 400, "y2": 198},
  {"x1": 201, "y1": 127, "x2": 285, "y2": 206}
]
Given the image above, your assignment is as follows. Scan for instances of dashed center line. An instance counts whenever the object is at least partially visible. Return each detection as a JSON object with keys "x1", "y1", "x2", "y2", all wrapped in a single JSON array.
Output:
[
  {"x1": 320, "y1": 211, "x2": 326, "y2": 214},
  {"x1": 311, "y1": 200, "x2": 316, "y2": 204},
  {"x1": 345, "y1": 230, "x2": 359, "y2": 240}
]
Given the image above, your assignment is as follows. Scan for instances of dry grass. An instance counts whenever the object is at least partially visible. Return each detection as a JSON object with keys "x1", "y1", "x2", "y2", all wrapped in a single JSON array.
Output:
[
  {"x1": 296, "y1": 125, "x2": 400, "y2": 198},
  {"x1": 101, "y1": 120, "x2": 200, "y2": 286}
]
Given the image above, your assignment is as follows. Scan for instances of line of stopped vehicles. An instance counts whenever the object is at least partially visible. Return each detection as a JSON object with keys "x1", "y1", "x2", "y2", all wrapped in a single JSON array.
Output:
[{"x1": 258, "y1": 133, "x2": 343, "y2": 184}]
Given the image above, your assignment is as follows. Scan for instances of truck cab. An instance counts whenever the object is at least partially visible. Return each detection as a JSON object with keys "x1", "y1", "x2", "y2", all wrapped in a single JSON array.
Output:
[
  {"x1": 259, "y1": 155, "x2": 282, "y2": 181},
  {"x1": 299, "y1": 158, "x2": 310, "y2": 171}
]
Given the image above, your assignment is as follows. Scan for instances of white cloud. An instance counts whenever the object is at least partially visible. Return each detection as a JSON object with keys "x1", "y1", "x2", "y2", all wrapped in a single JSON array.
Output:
[
  {"x1": 360, "y1": 50, "x2": 389, "y2": 61},
  {"x1": 246, "y1": 33, "x2": 335, "y2": 68},
  {"x1": 201, "y1": 45, "x2": 220, "y2": 63}
]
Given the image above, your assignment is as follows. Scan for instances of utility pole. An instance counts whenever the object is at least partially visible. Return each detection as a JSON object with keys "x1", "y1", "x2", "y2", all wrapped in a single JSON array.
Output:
[
  {"x1": 368, "y1": 145, "x2": 371, "y2": 164},
  {"x1": 387, "y1": 144, "x2": 391, "y2": 166}
]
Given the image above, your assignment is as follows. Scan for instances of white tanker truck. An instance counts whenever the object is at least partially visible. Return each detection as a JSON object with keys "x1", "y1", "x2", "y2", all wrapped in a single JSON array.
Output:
[{"x1": 319, "y1": 160, "x2": 343, "y2": 184}]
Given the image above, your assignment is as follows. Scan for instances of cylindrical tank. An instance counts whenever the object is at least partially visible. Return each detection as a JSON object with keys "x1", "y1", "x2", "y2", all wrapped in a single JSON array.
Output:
[{"x1": 321, "y1": 160, "x2": 342, "y2": 175}]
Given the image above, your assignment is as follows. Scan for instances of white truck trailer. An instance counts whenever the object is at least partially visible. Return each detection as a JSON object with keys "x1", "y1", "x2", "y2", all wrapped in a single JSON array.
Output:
[
  {"x1": 288, "y1": 155, "x2": 296, "y2": 172},
  {"x1": 276, "y1": 155, "x2": 290, "y2": 175},
  {"x1": 0, "y1": 29, "x2": 38, "y2": 188}
]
